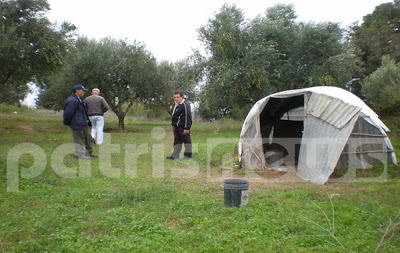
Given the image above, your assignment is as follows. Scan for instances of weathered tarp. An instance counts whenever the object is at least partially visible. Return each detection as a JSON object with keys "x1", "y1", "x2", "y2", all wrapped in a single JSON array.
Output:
[
  {"x1": 239, "y1": 86, "x2": 396, "y2": 185},
  {"x1": 296, "y1": 113, "x2": 360, "y2": 184}
]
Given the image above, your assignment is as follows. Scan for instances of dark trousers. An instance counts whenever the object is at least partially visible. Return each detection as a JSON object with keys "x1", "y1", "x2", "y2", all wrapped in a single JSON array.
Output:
[
  {"x1": 72, "y1": 128, "x2": 94, "y2": 157},
  {"x1": 171, "y1": 127, "x2": 192, "y2": 159}
]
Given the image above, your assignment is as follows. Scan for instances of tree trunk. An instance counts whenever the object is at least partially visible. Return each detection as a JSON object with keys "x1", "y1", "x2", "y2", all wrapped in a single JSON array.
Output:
[
  {"x1": 109, "y1": 103, "x2": 126, "y2": 131},
  {"x1": 118, "y1": 116, "x2": 125, "y2": 131}
]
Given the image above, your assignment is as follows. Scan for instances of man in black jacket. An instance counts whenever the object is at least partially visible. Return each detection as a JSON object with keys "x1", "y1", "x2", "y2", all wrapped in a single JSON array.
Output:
[
  {"x1": 167, "y1": 90, "x2": 192, "y2": 161},
  {"x1": 63, "y1": 85, "x2": 96, "y2": 160}
]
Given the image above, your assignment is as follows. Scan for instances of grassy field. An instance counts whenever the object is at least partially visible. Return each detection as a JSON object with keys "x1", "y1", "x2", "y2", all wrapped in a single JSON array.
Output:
[{"x1": 0, "y1": 107, "x2": 400, "y2": 252}]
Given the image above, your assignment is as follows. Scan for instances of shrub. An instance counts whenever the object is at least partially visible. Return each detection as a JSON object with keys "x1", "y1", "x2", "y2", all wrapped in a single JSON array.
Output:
[
  {"x1": 0, "y1": 103, "x2": 30, "y2": 113},
  {"x1": 125, "y1": 102, "x2": 169, "y2": 120},
  {"x1": 362, "y1": 56, "x2": 400, "y2": 114}
]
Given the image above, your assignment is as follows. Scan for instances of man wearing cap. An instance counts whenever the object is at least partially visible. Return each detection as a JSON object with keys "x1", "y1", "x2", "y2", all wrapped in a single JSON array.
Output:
[
  {"x1": 85, "y1": 88, "x2": 109, "y2": 145},
  {"x1": 63, "y1": 85, "x2": 97, "y2": 159}
]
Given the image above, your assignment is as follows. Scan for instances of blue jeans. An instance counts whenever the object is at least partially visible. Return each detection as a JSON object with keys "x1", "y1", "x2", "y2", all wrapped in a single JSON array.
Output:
[{"x1": 89, "y1": 115, "x2": 105, "y2": 145}]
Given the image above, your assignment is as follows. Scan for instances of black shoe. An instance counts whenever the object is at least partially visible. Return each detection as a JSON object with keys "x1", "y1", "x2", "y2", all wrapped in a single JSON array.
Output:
[
  {"x1": 166, "y1": 156, "x2": 175, "y2": 160},
  {"x1": 180, "y1": 156, "x2": 191, "y2": 161},
  {"x1": 89, "y1": 154, "x2": 98, "y2": 158}
]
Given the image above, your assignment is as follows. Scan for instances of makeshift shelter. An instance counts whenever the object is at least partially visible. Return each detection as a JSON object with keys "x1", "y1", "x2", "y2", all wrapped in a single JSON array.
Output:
[{"x1": 238, "y1": 86, "x2": 397, "y2": 184}]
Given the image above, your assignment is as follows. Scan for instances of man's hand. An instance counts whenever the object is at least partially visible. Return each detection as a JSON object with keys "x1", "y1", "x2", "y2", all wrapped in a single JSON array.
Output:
[
  {"x1": 183, "y1": 129, "x2": 190, "y2": 135},
  {"x1": 171, "y1": 125, "x2": 175, "y2": 131}
]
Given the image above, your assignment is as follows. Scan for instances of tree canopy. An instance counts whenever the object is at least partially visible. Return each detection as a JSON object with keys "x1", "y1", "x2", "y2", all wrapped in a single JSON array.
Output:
[
  {"x1": 197, "y1": 4, "x2": 362, "y2": 119},
  {"x1": 153, "y1": 53, "x2": 203, "y2": 115},
  {"x1": 351, "y1": 0, "x2": 400, "y2": 75},
  {"x1": 38, "y1": 37, "x2": 159, "y2": 130},
  {"x1": 0, "y1": 0, "x2": 76, "y2": 105}
]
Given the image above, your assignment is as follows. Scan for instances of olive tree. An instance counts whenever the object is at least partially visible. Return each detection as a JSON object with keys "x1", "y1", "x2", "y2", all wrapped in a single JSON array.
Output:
[
  {"x1": 362, "y1": 55, "x2": 400, "y2": 114},
  {"x1": 0, "y1": 0, "x2": 76, "y2": 105},
  {"x1": 197, "y1": 3, "x2": 362, "y2": 119},
  {"x1": 38, "y1": 37, "x2": 158, "y2": 130}
]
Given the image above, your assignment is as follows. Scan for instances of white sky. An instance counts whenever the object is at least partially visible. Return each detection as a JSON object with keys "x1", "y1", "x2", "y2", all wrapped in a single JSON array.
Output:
[{"x1": 46, "y1": 0, "x2": 392, "y2": 63}]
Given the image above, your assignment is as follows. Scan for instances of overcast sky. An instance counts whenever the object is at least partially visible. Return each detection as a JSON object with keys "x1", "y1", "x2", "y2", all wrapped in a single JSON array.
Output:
[{"x1": 46, "y1": 0, "x2": 392, "y2": 62}]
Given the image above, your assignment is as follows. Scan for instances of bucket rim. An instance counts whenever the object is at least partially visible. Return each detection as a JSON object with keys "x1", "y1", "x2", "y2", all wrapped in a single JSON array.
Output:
[{"x1": 223, "y1": 179, "x2": 249, "y2": 184}]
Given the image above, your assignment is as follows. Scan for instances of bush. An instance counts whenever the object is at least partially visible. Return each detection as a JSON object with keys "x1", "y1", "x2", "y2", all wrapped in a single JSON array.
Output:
[
  {"x1": 0, "y1": 103, "x2": 30, "y2": 113},
  {"x1": 362, "y1": 55, "x2": 400, "y2": 114},
  {"x1": 125, "y1": 102, "x2": 169, "y2": 120}
]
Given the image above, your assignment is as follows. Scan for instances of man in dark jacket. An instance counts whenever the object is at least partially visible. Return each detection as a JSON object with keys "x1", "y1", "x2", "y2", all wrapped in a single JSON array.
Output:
[
  {"x1": 63, "y1": 85, "x2": 96, "y2": 159},
  {"x1": 166, "y1": 90, "x2": 192, "y2": 161}
]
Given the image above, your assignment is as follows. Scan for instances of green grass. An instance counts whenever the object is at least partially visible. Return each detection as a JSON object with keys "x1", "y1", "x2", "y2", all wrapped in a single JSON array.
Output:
[{"x1": 0, "y1": 109, "x2": 400, "y2": 252}]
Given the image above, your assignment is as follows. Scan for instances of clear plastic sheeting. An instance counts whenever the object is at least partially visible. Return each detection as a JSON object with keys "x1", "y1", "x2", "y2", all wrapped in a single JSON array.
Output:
[
  {"x1": 239, "y1": 97, "x2": 270, "y2": 161},
  {"x1": 362, "y1": 117, "x2": 397, "y2": 164},
  {"x1": 240, "y1": 118, "x2": 265, "y2": 170},
  {"x1": 336, "y1": 117, "x2": 397, "y2": 169}
]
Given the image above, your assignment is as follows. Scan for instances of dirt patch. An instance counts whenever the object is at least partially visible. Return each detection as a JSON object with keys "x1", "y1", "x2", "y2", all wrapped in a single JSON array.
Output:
[
  {"x1": 104, "y1": 128, "x2": 138, "y2": 133},
  {"x1": 37, "y1": 126, "x2": 63, "y2": 133},
  {"x1": 188, "y1": 166, "x2": 364, "y2": 193},
  {"x1": 17, "y1": 125, "x2": 61, "y2": 133},
  {"x1": 18, "y1": 125, "x2": 34, "y2": 132}
]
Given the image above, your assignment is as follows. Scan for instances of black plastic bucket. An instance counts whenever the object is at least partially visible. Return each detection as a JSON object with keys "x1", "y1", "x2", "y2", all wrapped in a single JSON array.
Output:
[{"x1": 223, "y1": 179, "x2": 250, "y2": 208}]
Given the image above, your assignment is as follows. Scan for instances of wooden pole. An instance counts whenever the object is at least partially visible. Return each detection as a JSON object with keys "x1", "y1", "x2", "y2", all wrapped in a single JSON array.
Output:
[
  {"x1": 350, "y1": 133, "x2": 387, "y2": 138},
  {"x1": 341, "y1": 150, "x2": 394, "y2": 155}
]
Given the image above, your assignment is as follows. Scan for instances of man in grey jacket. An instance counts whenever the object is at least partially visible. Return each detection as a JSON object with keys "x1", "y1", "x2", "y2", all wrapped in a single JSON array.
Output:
[{"x1": 85, "y1": 88, "x2": 109, "y2": 145}]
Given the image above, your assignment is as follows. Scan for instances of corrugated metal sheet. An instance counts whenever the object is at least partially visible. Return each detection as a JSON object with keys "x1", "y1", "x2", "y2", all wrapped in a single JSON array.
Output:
[{"x1": 307, "y1": 93, "x2": 360, "y2": 129}]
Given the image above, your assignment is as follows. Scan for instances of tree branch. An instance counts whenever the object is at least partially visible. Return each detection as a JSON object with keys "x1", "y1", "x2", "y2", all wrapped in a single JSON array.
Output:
[{"x1": 124, "y1": 100, "x2": 135, "y2": 116}]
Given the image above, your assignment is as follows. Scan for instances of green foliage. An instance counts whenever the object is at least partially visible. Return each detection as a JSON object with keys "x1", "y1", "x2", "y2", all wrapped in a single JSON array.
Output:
[
  {"x1": 38, "y1": 37, "x2": 158, "y2": 130},
  {"x1": 125, "y1": 102, "x2": 169, "y2": 120},
  {"x1": 351, "y1": 0, "x2": 400, "y2": 75},
  {"x1": 198, "y1": 4, "x2": 362, "y2": 120},
  {"x1": 198, "y1": 4, "x2": 267, "y2": 119},
  {"x1": 0, "y1": 0, "x2": 76, "y2": 105},
  {"x1": 151, "y1": 53, "x2": 202, "y2": 115},
  {"x1": 0, "y1": 103, "x2": 29, "y2": 113},
  {"x1": 362, "y1": 55, "x2": 400, "y2": 114}
]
